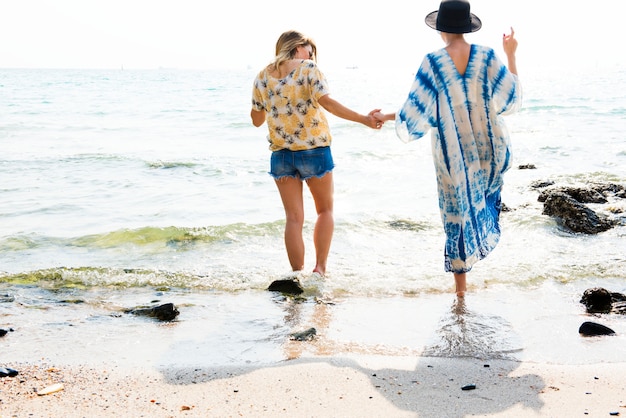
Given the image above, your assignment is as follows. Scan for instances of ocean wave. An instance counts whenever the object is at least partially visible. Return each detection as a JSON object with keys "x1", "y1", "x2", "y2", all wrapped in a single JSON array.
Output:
[
  {"x1": 146, "y1": 160, "x2": 199, "y2": 169},
  {"x1": 0, "y1": 223, "x2": 286, "y2": 252},
  {"x1": 0, "y1": 266, "x2": 210, "y2": 290},
  {"x1": 0, "y1": 218, "x2": 439, "y2": 252}
]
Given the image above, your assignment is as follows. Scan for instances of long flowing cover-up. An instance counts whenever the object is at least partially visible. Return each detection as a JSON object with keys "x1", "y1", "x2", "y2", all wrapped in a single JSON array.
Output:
[{"x1": 395, "y1": 45, "x2": 522, "y2": 273}]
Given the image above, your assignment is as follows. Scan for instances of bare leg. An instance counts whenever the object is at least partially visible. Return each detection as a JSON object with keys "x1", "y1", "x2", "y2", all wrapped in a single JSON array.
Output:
[
  {"x1": 454, "y1": 272, "x2": 466, "y2": 298},
  {"x1": 306, "y1": 172, "x2": 334, "y2": 276},
  {"x1": 275, "y1": 177, "x2": 305, "y2": 272}
]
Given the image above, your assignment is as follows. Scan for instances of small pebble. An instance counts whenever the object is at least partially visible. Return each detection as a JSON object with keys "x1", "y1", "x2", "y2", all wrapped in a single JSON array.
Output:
[
  {"x1": 0, "y1": 367, "x2": 19, "y2": 378},
  {"x1": 461, "y1": 384, "x2": 476, "y2": 391}
]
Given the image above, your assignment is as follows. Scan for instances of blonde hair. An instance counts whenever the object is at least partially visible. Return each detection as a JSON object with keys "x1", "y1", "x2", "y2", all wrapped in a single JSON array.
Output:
[{"x1": 271, "y1": 30, "x2": 317, "y2": 72}]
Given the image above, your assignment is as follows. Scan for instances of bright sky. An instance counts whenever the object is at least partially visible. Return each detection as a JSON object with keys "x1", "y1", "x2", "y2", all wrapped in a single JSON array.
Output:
[{"x1": 0, "y1": 0, "x2": 623, "y2": 72}]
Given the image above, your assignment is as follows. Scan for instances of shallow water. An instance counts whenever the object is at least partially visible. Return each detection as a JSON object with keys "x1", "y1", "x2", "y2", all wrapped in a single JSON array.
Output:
[
  {"x1": 1, "y1": 66, "x2": 625, "y2": 366},
  {"x1": 2, "y1": 281, "x2": 625, "y2": 367}
]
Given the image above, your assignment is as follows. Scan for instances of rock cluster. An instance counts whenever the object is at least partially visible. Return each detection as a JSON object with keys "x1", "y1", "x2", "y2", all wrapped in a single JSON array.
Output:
[
  {"x1": 532, "y1": 180, "x2": 625, "y2": 234},
  {"x1": 578, "y1": 287, "x2": 626, "y2": 337}
]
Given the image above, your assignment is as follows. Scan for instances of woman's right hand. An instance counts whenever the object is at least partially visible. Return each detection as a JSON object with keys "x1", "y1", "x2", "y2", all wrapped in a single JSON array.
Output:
[
  {"x1": 372, "y1": 111, "x2": 395, "y2": 124},
  {"x1": 503, "y1": 27, "x2": 517, "y2": 57},
  {"x1": 503, "y1": 27, "x2": 518, "y2": 75}
]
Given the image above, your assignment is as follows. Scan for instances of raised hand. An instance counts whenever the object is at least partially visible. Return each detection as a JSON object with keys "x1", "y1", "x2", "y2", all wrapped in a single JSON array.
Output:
[
  {"x1": 503, "y1": 27, "x2": 517, "y2": 56},
  {"x1": 503, "y1": 27, "x2": 518, "y2": 75}
]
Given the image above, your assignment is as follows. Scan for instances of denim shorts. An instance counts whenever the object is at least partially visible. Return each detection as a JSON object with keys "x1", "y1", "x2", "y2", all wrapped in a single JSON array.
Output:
[{"x1": 269, "y1": 147, "x2": 335, "y2": 180}]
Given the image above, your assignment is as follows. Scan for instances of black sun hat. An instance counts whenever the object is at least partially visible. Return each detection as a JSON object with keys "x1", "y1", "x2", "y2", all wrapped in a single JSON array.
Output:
[{"x1": 425, "y1": 0, "x2": 482, "y2": 34}]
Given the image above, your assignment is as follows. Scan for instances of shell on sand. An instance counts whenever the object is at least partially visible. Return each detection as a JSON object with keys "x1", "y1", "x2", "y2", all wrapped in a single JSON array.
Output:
[{"x1": 37, "y1": 383, "x2": 64, "y2": 396}]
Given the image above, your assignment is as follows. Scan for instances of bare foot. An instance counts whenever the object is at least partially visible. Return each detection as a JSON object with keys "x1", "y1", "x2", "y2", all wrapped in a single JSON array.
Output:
[{"x1": 312, "y1": 267, "x2": 326, "y2": 277}]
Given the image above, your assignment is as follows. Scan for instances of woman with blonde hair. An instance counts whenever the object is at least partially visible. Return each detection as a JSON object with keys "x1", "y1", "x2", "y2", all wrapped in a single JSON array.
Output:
[{"x1": 251, "y1": 30, "x2": 381, "y2": 277}]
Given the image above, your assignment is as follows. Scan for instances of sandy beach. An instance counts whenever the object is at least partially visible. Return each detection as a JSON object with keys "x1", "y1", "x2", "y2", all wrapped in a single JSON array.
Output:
[
  {"x1": 2, "y1": 285, "x2": 625, "y2": 417},
  {"x1": 1, "y1": 355, "x2": 625, "y2": 417}
]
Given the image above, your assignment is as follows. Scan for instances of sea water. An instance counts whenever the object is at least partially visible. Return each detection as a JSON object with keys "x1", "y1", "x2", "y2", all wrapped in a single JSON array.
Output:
[{"x1": 1, "y1": 65, "x2": 625, "y2": 366}]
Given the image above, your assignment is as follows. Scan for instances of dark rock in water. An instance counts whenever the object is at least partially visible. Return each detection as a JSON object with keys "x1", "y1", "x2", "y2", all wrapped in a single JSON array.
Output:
[
  {"x1": 542, "y1": 192, "x2": 614, "y2": 234},
  {"x1": 612, "y1": 301, "x2": 626, "y2": 315},
  {"x1": 589, "y1": 182, "x2": 626, "y2": 199},
  {"x1": 537, "y1": 181, "x2": 626, "y2": 202},
  {"x1": 538, "y1": 186, "x2": 608, "y2": 204},
  {"x1": 530, "y1": 180, "x2": 555, "y2": 189},
  {"x1": 290, "y1": 327, "x2": 316, "y2": 341},
  {"x1": 267, "y1": 278, "x2": 304, "y2": 295},
  {"x1": 0, "y1": 294, "x2": 15, "y2": 303},
  {"x1": 0, "y1": 367, "x2": 19, "y2": 378},
  {"x1": 610, "y1": 291, "x2": 626, "y2": 303},
  {"x1": 580, "y1": 287, "x2": 613, "y2": 313},
  {"x1": 59, "y1": 299, "x2": 85, "y2": 304},
  {"x1": 126, "y1": 303, "x2": 179, "y2": 321},
  {"x1": 580, "y1": 287, "x2": 626, "y2": 314},
  {"x1": 579, "y1": 321, "x2": 616, "y2": 336}
]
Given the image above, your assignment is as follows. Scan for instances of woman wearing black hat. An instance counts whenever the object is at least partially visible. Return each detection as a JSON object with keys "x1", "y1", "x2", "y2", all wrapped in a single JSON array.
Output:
[{"x1": 374, "y1": 0, "x2": 521, "y2": 297}]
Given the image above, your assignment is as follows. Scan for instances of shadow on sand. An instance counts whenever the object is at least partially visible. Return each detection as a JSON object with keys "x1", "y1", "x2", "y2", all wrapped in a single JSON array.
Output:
[{"x1": 157, "y1": 293, "x2": 545, "y2": 417}]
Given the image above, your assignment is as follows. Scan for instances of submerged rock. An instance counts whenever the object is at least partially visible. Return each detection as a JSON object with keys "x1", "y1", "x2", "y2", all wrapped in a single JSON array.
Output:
[
  {"x1": 580, "y1": 287, "x2": 613, "y2": 313},
  {"x1": 125, "y1": 303, "x2": 179, "y2": 321},
  {"x1": 0, "y1": 294, "x2": 15, "y2": 303},
  {"x1": 530, "y1": 179, "x2": 555, "y2": 189},
  {"x1": 612, "y1": 301, "x2": 626, "y2": 315},
  {"x1": 290, "y1": 327, "x2": 316, "y2": 341},
  {"x1": 579, "y1": 321, "x2": 616, "y2": 336},
  {"x1": 267, "y1": 278, "x2": 304, "y2": 295},
  {"x1": 580, "y1": 287, "x2": 626, "y2": 314}
]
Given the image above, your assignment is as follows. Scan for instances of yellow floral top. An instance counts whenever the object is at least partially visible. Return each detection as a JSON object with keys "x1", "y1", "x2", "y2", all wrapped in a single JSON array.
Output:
[{"x1": 252, "y1": 60, "x2": 331, "y2": 151}]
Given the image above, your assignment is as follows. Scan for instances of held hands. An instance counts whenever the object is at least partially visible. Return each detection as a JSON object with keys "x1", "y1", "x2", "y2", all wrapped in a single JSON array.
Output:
[
  {"x1": 366, "y1": 109, "x2": 383, "y2": 129},
  {"x1": 365, "y1": 109, "x2": 394, "y2": 129}
]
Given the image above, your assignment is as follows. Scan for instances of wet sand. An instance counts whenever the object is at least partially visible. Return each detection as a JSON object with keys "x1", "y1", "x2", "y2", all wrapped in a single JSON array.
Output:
[{"x1": 1, "y1": 284, "x2": 625, "y2": 417}]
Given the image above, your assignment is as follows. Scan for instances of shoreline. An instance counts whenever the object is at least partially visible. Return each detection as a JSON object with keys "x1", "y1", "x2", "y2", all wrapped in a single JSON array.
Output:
[{"x1": 2, "y1": 284, "x2": 625, "y2": 416}]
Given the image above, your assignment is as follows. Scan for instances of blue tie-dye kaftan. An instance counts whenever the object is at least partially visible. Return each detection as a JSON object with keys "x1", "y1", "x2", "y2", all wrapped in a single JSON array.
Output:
[{"x1": 395, "y1": 44, "x2": 522, "y2": 273}]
